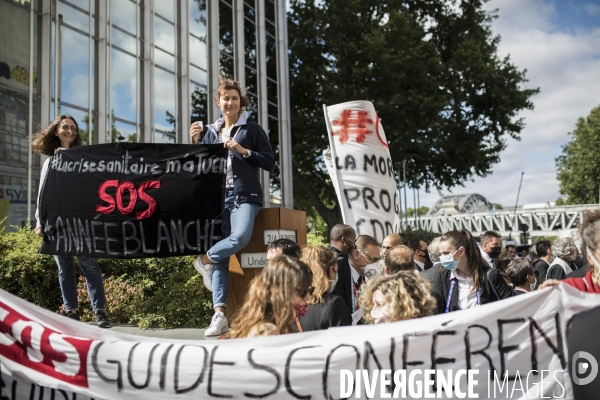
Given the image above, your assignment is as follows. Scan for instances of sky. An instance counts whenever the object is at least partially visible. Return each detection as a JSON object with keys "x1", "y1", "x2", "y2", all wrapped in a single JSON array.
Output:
[{"x1": 415, "y1": 0, "x2": 600, "y2": 210}]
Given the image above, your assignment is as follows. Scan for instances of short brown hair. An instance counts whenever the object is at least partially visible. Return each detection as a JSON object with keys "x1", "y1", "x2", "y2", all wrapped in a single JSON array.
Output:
[
  {"x1": 216, "y1": 77, "x2": 250, "y2": 113},
  {"x1": 355, "y1": 235, "x2": 379, "y2": 253},
  {"x1": 385, "y1": 245, "x2": 415, "y2": 274}
]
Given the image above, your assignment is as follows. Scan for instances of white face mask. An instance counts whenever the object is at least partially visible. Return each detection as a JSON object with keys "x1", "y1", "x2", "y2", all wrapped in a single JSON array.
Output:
[
  {"x1": 530, "y1": 277, "x2": 537, "y2": 291},
  {"x1": 568, "y1": 253, "x2": 577, "y2": 262},
  {"x1": 327, "y1": 271, "x2": 339, "y2": 294},
  {"x1": 363, "y1": 262, "x2": 382, "y2": 280},
  {"x1": 370, "y1": 305, "x2": 392, "y2": 324}
]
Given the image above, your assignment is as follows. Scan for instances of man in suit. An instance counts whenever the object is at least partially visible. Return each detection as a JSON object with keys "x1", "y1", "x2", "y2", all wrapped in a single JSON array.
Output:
[
  {"x1": 345, "y1": 235, "x2": 380, "y2": 314},
  {"x1": 329, "y1": 224, "x2": 356, "y2": 313},
  {"x1": 479, "y1": 230, "x2": 502, "y2": 268},
  {"x1": 533, "y1": 240, "x2": 553, "y2": 286},
  {"x1": 408, "y1": 238, "x2": 433, "y2": 271}
]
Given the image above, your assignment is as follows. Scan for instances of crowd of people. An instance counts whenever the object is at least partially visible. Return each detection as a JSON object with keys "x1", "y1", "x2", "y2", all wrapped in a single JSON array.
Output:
[
  {"x1": 215, "y1": 207, "x2": 600, "y2": 339},
  {"x1": 33, "y1": 76, "x2": 600, "y2": 341}
]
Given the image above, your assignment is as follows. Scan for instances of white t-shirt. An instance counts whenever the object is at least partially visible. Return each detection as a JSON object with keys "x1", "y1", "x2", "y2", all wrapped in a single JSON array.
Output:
[{"x1": 219, "y1": 125, "x2": 235, "y2": 188}]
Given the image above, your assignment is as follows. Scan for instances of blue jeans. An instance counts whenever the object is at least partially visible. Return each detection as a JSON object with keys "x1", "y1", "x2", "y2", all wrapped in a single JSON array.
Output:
[
  {"x1": 207, "y1": 189, "x2": 261, "y2": 308},
  {"x1": 54, "y1": 255, "x2": 106, "y2": 311}
]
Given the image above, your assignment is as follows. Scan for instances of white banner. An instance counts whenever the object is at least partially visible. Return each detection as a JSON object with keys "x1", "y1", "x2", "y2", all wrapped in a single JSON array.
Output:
[
  {"x1": 323, "y1": 100, "x2": 401, "y2": 243},
  {"x1": 1, "y1": 286, "x2": 599, "y2": 399}
]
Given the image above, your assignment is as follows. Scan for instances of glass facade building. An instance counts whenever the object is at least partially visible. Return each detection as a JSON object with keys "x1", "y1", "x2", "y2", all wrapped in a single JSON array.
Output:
[{"x1": 0, "y1": 0, "x2": 293, "y2": 230}]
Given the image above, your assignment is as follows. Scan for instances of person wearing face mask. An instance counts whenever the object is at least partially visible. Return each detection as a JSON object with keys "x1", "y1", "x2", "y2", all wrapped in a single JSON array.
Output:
[
  {"x1": 479, "y1": 231, "x2": 503, "y2": 268},
  {"x1": 545, "y1": 238, "x2": 577, "y2": 280},
  {"x1": 226, "y1": 255, "x2": 313, "y2": 338},
  {"x1": 297, "y1": 247, "x2": 351, "y2": 331},
  {"x1": 408, "y1": 238, "x2": 433, "y2": 271},
  {"x1": 421, "y1": 229, "x2": 514, "y2": 314},
  {"x1": 344, "y1": 235, "x2": 381, "y2": 317},
  {"x1": 505, "y1": 259, "x2": 537, "y2": 295},
  {"x1": 329, "y1": 224, "x2": 357, "y2": 313},
  {"x1": 359, "y1": 272, "x2": 436, "y2": 324}
]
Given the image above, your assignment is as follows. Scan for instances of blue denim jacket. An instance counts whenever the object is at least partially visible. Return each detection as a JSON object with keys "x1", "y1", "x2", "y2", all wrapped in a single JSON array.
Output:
[{"x1": 203, "y1": 116, "x2": 275, "y2": 207}]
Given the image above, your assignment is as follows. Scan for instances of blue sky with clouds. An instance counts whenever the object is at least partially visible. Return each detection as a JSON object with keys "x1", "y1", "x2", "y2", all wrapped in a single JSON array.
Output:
[{"x1": 416, "y1": 0, "x2": 600, "y2": 209}]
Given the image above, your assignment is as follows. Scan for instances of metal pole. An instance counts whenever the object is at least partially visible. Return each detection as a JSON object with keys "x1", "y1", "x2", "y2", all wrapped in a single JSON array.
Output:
[
  {"x1": 512, "y1": 172, "x2": 524, "y2": 240},
  {"x1": 27, "y1": 0, "x2": 34, "y2": 225},
  {"x1": 417, "y1": 186, "x2": 421, "y2": 229},
  {"x1": 403, "y1": 160, "x2": 408, "y2": 230},
  {"x1": 413, "y1": 187, "x2": 417, "y2": 227}
]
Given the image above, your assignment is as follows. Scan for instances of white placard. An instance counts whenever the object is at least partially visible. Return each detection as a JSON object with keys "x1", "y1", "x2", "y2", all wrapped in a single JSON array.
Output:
[
  {"x1": 240, "y1": 252, "x2": 268, "y2": 268},
  {"x1": 263, "y1": 229, "x2": 297, "y2": 245},
  {"x1": 323, "y1": 100, "x2": 401, "y2": 243}
]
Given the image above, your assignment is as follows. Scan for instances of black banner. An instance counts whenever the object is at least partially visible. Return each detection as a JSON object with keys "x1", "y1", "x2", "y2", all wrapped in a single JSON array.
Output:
[{"x1": 38, "y1": 143, "x2": 226, "y2": 258}]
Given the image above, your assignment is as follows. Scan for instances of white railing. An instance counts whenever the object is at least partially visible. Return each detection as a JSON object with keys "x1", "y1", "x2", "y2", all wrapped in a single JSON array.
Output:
[{"x1": 404, "y1": 204, "x2": 600, "y2": 237}]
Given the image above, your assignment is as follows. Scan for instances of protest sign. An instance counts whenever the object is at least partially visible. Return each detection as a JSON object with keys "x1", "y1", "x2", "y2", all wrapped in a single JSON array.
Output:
[
  {"x1": 1, "y1": 285, "x2": 599, "y2": 399},
  {"x1": 323, "y1": 101, "x2": 401, "y2": 243},
  {"x1": 37, "y1": 143, "x2": 226, "y2": 258}
]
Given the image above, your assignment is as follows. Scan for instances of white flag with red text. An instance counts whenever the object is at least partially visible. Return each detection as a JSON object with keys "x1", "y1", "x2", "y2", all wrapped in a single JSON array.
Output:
[{"x1": 323, "y1": 100, "x2": 401, "y2": 244}]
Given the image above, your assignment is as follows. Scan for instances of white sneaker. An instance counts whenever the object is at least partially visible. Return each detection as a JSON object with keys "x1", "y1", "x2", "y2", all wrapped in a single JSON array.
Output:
[
  {"x1": 194, "y1": 256, "x2": 213, "y2": 292},
  {"x1": 204, "y1": 312, "x2": 229, "y2": 337}
]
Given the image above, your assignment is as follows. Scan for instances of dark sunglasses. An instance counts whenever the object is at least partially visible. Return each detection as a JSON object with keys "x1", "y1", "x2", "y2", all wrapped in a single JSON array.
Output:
[
  {"x1": 362, "y1": 253, "x2": 381, "y2": 263},
  {"x1": 297, "y1": 286, "x2": 315, "y2": 298},
  {"x1": 219, "y1": 80, "x2": 240, "y2": 87}
]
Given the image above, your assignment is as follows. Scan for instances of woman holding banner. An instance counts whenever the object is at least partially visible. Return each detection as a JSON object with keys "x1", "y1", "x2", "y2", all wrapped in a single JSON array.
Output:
[
  {"x1": 32, "y1": 115, "x2": 109, "y2": 328},
  {"x1": 421, "y1": 229, "x2": 514, "y2": 314},
  {"x1": 189, "y1": 78, "x2": 275, "y2": 336}
]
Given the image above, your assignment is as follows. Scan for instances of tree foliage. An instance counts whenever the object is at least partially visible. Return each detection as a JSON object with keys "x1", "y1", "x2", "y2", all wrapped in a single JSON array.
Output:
[
  {"x1": 556, "y1": 104, "x2": 600, "y2": 205},
  {"x1": 288, "y1": 0, "x2": 538, "y2": 230}
]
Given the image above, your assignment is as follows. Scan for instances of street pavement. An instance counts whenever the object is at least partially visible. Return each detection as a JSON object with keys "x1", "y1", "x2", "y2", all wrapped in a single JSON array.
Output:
[{"x1": 105, "y1": 323, "x2": 208, "y2": 340}]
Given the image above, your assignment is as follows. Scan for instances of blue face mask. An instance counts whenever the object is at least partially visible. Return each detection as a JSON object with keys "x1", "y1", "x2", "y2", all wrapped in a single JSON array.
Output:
[
  {"x1": 440, "y1": 249, "x2": 460, "y2": 271},
  {"x1": 328, "y1": 270, "x2": 339, "y2": 293}
]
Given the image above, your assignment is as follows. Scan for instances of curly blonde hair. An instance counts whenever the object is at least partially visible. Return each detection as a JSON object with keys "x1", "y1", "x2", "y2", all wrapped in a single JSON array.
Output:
[
  {"x1": 300, "y1": 246, "x2": 337, "y2": 304},
  {"x1": 359, "y1": 271, "x2": 435, "y2": 323},
  {"x1": 226, "y1": 255, "x2": 313, "y2": 338},
  {"x1": 31, "y1": 115, "x2": 80, "y2": 156}
]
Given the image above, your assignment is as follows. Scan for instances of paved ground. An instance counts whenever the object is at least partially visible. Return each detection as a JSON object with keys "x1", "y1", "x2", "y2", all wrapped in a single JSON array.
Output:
[{"x1": 106, "y1": 323, "x2": 208, "y2": 340}]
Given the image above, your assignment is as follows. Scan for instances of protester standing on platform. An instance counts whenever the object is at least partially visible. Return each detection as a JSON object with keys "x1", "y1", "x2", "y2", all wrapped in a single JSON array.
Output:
[
  {"x1": 226, "y1": 256, "x2": 313, "y2": 338},
  {"x1": 189, "y1": 78, "x2": 275, "y2": 336},
  {"x1": 422, "y1": 229, "x2": 514, "y2": 314},
  {"x1": 359, "y1": 272, "x2": 435, "y2": 323},
  {"x1": 298, "y1": 246, "x2": 351, "y2": 331},
  {"x1": 32, "y1": 115, "x2": 110, "y2": 328}
]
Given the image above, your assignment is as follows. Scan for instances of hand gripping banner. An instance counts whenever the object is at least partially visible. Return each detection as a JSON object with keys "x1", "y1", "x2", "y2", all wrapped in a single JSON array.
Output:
[
  {"x1": 323, "y1": 101, "x2": 401, "y2": 244},
  {"x1": 1, "y1": 286, "x2": 600, "y2": 399},
  {"x1": 37, "y1": 143, "x2": 227, "y2": 258}
]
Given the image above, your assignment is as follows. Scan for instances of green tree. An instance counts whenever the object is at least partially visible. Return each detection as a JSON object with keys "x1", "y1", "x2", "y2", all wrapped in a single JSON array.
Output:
[
  {"x1": 406, "y1": 206, "x2": 429, "y2": 217},
  {"x1": 288, "y1": 0, "x2": 538, "y2": 231},
  {"x1": 556, "y1": 104, "x2": 600, "y2": 205}
]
